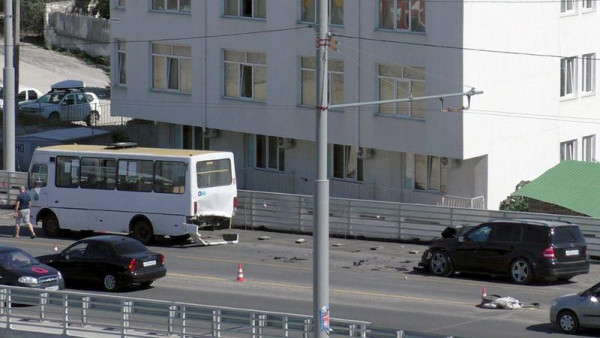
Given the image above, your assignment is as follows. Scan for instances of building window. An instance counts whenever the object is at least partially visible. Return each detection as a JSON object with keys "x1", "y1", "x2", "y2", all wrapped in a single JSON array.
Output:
[
  {"x1": 152, "y1": 43, "x2": 191, "y2": 93},
  {"x1": 333, "y1": 145, "x2": 363, "y2": 181},
  {"x1": 118, "y1": 0, "x2": 125, "y2": 7},
  {"x1": 561, "y1": 0, "x2": 576, "y2": 12},
  {"x1": 582, "y1": 53, "x2": 595, "y2": 94},
  {"x1": 413, "y1": 154, "x2": 446, "y2": 192},
  {"x1": 183, "y1": 125, "x2": 210, "y2": 150},
  {"x1": 380, "y1": 0, "x2": 425, "y2": 32},
  {"x1": 560, "y1": 57, "x2": 577, "y2": 97},
  {"x1": 560, "y1": 140, "x2": 578, "y2": 161},
  {"x1": 255, "y1": 135, "x2": 284, "y2": 171},
  {"x1": 378, "y1": 64, "x2": 425, "y2": 118},
  {"x1": 300, "y1": 0, "x2": 344, "y2": 25},
  {"x1": 224, "y1": 50, "x2": 266, "y2": 101},
  {"x1": 582, "y1": 0, "x2": 595, "y2": 10},
  {"x1": 152, "y1": 0, "x2": 191, "y2": 12},
  {"x1": 301, "y1": 57, "x2": 343, "y2": 106},
  {"x1": 116, "y1": 40, "x2": 126, "y2": 85},
  {"x1": 225, "y1": 0, "x2": 266, "y2": 18},
  {"x1": 583, "y1": 135, "x2": 596, "y2": 162}
]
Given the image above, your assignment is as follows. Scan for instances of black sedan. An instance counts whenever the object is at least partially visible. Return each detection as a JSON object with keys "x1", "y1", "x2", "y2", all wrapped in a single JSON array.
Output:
[
  {"x1": 37, "y1": 235, "x2": 166, "y2": 292},
  {"x1": 0, "y1": 245, "x2": 64, "y2": 290}
]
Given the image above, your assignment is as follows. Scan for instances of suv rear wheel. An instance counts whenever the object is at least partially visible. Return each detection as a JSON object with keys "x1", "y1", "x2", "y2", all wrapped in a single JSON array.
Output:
[{"x1": 510, "y1": 258, "x2": 533, "y2": 284}]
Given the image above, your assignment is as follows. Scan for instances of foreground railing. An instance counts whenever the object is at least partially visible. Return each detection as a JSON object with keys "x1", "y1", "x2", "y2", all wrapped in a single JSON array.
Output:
[{"x1": 0, "y1": 286, "x2": 460, "y2": 337}]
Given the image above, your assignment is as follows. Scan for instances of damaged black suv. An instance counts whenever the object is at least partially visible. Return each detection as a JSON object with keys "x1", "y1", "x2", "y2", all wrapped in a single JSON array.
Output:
[{"x1": 417, "y1": 219, "x2": 590, "y2": 284}]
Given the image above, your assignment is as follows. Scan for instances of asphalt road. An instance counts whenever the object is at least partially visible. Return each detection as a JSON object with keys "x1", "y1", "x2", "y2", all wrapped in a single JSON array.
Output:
[{"x1": 0, "y1": 210, "x2": 598, "y2": 338}]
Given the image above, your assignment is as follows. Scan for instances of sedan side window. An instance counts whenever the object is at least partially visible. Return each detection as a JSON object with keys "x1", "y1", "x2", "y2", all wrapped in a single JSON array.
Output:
[
  {"x1": 467, "y1": 225, "x2": 492, "y2": 242},
  {"x1": 65, "y1": 242, "x2": 88, "y2": 258}
]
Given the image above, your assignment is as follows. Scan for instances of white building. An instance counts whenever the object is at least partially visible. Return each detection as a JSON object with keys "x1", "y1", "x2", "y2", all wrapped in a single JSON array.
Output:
[{"x1": 109, "y1": 0, "x2": 598, "y2": 209}]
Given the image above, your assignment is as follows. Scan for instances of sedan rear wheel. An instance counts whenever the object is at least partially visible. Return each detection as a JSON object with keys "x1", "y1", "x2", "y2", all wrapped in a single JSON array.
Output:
[
  {"x1": 430, "y1": 251, "x2": 453, "y2": 277},
  {"x1": 510, "y1": 258, "x2": 533, "y2": 284},
  {"x1": 557, "y1": 310, "x2": 579, "y2": 334},
  {"x1": 103, "y1": 274, "x2": 120, "y2": 292}
]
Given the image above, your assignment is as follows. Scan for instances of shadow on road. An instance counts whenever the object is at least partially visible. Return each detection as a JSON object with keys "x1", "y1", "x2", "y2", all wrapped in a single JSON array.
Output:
[{"x1": 527, "y1": 323, "x2": 600, "y2": 337}]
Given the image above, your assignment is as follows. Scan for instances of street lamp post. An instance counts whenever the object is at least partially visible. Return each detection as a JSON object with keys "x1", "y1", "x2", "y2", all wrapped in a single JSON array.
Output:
[{"x1": 314, "y1": 0, "x2": 330, "y2": 336}]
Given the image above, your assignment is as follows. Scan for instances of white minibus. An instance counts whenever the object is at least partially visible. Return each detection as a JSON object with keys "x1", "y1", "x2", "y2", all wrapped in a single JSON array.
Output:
[{"x1": 28, "y1": 143, "x2": 237, "y2": 244}]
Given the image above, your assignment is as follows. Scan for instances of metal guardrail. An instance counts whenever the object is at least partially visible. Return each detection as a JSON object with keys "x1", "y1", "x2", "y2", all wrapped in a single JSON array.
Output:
[
  {"x1": 233, "y1": 190, "x2": 600, "y2": 257},
  {"x1": 0, "y1": 286, "x2": 461, "y2": 338}
]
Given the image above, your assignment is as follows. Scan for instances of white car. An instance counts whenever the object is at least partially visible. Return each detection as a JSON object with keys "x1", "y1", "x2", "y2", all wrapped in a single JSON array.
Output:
[
  {"x1": 20, "y1": 80, "x2": 102, "y2": 126},
  {"x1": 0, "y1": 85, "x2": 43, "y2": 110}
]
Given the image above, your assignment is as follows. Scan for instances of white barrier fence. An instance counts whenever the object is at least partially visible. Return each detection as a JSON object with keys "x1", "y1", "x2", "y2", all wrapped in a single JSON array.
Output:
[{"x1": 233, "y1": 190, "x2": 600, "y2": 257}]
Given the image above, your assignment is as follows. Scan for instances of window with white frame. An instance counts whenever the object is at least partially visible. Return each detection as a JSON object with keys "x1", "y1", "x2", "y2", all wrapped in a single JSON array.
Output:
[
  {"x1": 333, "y1": 145, "x2": 363, "y2": 181},
  {"x1": 561, "y1": 0, "x2": 576, "y2": 12},
  {"x1": 582, "y1": 53, "x2": 595, "y2": 94},
  {"x1": 255, "y1": 135, "x2": 284, "y2": 171},
  {"x1": 224, "y1": 50, "x2": 267, "y2": 101},
  {"x1": 379, "y1": 0, "x2": 425, "y2": 32},
  {"x1": 152, "y1": 43, "x2": 191, "y2": 93},
  {"x1": 118, "y1": 0, "x2": 125, "y2": 7},
  {"x1": 560, "y1": 57, "x2": 577, "y2": 97},
  {"x1": 116, "y1": 40, "x2": 126, "y2": 85},
  {"x1": 582, "y1": 135, "x2": 596, "y2": 162},
  {"x1": 301, "y1": 57, "x2": 343, "y2": 106},
  {"x1": 379, "y1": 64, "x2": 425, "y2": 118},
  {"x1": 582, "y1": 0, "x2": 595, "y2": 10},
  {"x1": 152, "y1": 0, "x2": 191, "y2": 12},
  {"x1": 301, "y1": 0, "x2": 344, "y2": 25},
  {"x1": 560, "y1": 139, "x2": 578, "y2": 161},
  {"x1": 413, "y1": 154, "x2": 446, "y2": 192},
  {"x1": 225, "y1": 0, "x2": 266, "y2": 18}
]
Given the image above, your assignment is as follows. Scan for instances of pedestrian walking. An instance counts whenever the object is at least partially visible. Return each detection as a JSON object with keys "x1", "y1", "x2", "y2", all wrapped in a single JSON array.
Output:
[{"x1": 14, "y1": 186, "x2": 36, "y2": 239}]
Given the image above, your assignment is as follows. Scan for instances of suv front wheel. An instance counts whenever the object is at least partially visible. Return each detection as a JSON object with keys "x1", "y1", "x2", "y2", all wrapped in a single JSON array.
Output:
[
  {"x1": 510, "y1": 258, "x2": 533, "y2": 284},
  {"x1": 430, "y1": 251, "x2": 454, "y2": 277}
]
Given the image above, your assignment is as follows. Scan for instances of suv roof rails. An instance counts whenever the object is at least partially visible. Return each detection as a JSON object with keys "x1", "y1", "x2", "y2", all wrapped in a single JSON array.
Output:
[
  {"x1": 105, "y1": 142, "x2": 138, "y2": 149},
  {"x1": 490, "y1": 218, "x2": 573, "y2": 226}
]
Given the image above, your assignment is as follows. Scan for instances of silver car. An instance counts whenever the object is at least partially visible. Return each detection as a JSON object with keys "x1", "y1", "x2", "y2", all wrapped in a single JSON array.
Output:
[{"x1": 550, "y1": 282, "x2": 600, "y2": 334}]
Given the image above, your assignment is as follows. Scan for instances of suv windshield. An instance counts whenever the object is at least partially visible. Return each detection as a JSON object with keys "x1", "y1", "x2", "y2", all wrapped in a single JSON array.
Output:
[
  {"x1": 37, "y1": 92, "x2": 65, "y2": 104},
  {"x1": 552, "y1": 226, "x2": 585, "y2": 244}
]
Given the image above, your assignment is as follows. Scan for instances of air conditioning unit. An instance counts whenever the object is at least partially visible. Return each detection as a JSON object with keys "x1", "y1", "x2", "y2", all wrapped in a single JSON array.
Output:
[
  {"x1": 356, "y1": 147, "x2": 374, "y2": 159},
  {"x1": 451, "y1": 159, "x2": 462, "y2": 168},
  {"x1": 277, "y1": 137, "x2": 294, "y2": 149},
  {"x1": 203, "y1": 128, "x2": 220, "y2": 139},
  {"x1": 441, "y1": 157, "x2": 449, "y2": 167}
]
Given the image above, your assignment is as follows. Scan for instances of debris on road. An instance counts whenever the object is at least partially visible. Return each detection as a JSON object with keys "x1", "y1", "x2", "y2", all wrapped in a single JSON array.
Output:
[
  {"x1": 332, "y1": 243, "x2": 343, "y2": 247},
  {"x1": 258, "y1": 236, "x2": 271, "y2": 240},
  {"x1": 370, "y1": 246, "x2": 382, "y2": 251},
  {"x1": 295, "y1": 238, "x2": 306, "y2": 244},
  {"x1": 409, "y1": 250, "x2": 419, "y2": 255}
]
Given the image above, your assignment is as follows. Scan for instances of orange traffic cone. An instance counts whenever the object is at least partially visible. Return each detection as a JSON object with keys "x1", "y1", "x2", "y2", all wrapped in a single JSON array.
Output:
[
  {"x1": 53, "y1": 244, "x2": 58, "y2": 253},
  {"x1": 236, "y1": 263, "x2": 246, "y2": 282},
  {"x1": 481, "y1": 287, "x2": 487, "y2": 299}
]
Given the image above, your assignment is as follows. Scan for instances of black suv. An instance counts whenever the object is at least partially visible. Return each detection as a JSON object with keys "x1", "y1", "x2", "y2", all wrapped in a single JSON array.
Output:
[{"x1": 418, "y1": 219, "x2": 590, "y2": 284}]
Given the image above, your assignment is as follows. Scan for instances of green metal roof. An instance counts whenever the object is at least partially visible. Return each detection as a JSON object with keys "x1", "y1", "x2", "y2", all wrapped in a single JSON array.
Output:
[{"x1": 513, "y1": 160, "x2": 600, "y2": 218}]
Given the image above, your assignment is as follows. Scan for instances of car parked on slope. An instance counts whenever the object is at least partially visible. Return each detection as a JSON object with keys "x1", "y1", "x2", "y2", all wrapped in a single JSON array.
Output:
[
  {"x1": 0, "y1": 85, "x2": 43, "y2": 110},
  {"x1": 550, "y1": 282, "x2": 600, "y2": 334},
  {"x1": 19, "y1": 80, "x2": 101, "y2": 126},
  {"x1": 0, "y1": 245, "x2": 64, "y2": 290},
  {"x1": 417, "y1": 219, "x2": 589, "y2": 284},
  {"x1": 37, "y1": 235, "x2": 166, "y2": 292}
]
